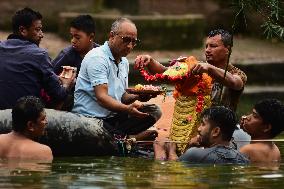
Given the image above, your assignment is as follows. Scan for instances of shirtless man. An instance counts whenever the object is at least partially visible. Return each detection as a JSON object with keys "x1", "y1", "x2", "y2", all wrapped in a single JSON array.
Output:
[
  {"x1": 0, "y1": 96, "x2": 53, "y2": 161},
  {"x1": 240, "y1": 99, "x2": 284, "y2": 163}
]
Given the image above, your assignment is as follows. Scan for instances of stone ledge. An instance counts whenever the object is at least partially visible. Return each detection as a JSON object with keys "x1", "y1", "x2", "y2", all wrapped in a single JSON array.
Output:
[{"x1": 59, "y1": 12, "x2": 205, "y2": 50}]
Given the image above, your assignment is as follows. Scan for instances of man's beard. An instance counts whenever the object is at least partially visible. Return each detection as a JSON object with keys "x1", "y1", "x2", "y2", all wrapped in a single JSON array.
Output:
[{"x1": 199, "y1": 132, "x2": 211, "y2": 148}]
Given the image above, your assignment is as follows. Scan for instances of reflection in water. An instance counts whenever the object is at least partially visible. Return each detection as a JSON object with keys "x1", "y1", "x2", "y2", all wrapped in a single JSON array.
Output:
[
  {"x1": 0, "y1": 140, "x2": 283, "y2": 188},
  {"x1": 0, "y1": 159, "x2": 52, "y2": 188}
]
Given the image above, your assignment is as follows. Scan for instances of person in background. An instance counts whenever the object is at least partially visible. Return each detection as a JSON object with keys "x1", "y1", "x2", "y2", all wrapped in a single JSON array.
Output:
[
  {"x1": 240, "y1": 99, "x2": 284, "y2": 164},
  {"x1": 0, "y1": 7, "x2": 75, "y2": 110},
  {"x1": 52, "y1": 14, "x2": 99, "y2": 76},
  {"x1": 73, "y1": 17, "x2": 161, "y2": 140},
  {"x1": 52, "y1": 15, "x2": 99, "y2": 111},
  {"x1": 154, "y1": 106, "x2": 249, "y2": 164},
  {"x1": 0, "y1": 96, "x2": 53, "y2": 161}
]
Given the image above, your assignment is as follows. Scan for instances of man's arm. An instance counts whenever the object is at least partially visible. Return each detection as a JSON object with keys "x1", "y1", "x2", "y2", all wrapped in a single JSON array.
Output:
[
  {"x1": 94, "y1": 84, "x2": 148, "y2": 118},
  {"x1": 135, "y1": 55, "x2": 167, "y2": 74},
  {"x1": 178, "y1": 147, "x2": 205, "y2": 162},
  {"x1": 191, "y1": 63, "x2": 244, "y2": 90}
]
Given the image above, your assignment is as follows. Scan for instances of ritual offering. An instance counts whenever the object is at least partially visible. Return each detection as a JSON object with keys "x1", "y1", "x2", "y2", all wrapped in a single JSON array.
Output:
[
  {"x1": 59, "y1": 66, "x2": 77, "y2": 79},
  {"x1": 126, "y1": 84, "x2": 165, "y2": 95},
  {"x1": 139, "y1": 56, "x2": 213, "y2": 154}
]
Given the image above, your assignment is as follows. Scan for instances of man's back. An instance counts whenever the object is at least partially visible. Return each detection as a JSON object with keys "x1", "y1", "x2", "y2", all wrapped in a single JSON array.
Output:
[
  {"x1": 0, "y1": 132, "x2": 52, "y2": 161},
  {"x1": 0, "y1": 39, "x2": 66, "y2": 109},
  {"x1": 240, "y1": 142, "x2": 280, "y2": 163},
  {"x1": 179, "y1": 145, "x2": 249, "y2": 164}
]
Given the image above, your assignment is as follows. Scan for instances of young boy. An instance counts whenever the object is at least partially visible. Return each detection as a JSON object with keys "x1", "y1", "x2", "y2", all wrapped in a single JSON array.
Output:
[
  {"x1": 51, "y1": 15, "x2": 99, "y2": 111},
  {"x1": 52, "y1": 15, "x2": 99, "y2": 76},
  {"x1": 240, "y1": 99, "x2": 284, "y2": 163}
]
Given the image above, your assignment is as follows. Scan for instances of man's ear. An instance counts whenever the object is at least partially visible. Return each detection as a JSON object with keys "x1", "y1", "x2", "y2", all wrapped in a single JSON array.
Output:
[
  {"x1": 89, "y1": 33, "x2": 95, "y2": 42},
  {"x1": 19, "y1": 26, "x2": 28, "y2": 37},
  {"x1": 263, "y1": 123, "x2": 272, "y2": 134},
  {"x1": 211, "y1": 127, "x2": 220, "y2": 137},
  {"x1": 225, "y1": 46, "x2": 231, "y2": 55},
  {"x1": 27, "y1": 120, "x2": 35, "y2": 132}
]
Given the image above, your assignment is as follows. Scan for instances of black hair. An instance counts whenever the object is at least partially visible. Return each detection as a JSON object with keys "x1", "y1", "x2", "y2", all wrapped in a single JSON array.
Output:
[
  {"x1": 12, "y1": 7, "x2": 42, "y2": 34},
  {"x1": 208, "y1": 29, "x2": 233, "y2": 49},
  {"x1": 201, "y1": 106, "x2": 237, "y2": 141},
  {"x1": 70, "y1": 15, "x2": 95, "y2": 35},
  {"x1": 12, "y1": 96, "x2": 45, "y2": 133},
  {"x1": 254, "y1": 99, "x2": 284, "y2": 138}
]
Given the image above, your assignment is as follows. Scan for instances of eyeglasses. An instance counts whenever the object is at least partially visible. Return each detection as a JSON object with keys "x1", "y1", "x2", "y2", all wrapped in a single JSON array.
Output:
[{"x1": 116, "y1": 35, "x2": 140, "y2": 46}]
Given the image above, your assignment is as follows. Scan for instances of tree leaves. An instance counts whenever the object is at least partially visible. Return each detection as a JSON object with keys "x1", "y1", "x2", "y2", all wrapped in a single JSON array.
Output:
[{"x1": 231, "y1": 0, "x2": 284, "y2": 40}]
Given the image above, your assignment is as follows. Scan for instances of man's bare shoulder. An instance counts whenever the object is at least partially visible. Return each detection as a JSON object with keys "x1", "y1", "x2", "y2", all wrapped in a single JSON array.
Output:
[
  {"x1": 23, "y1": 141, "x2": 53, "y2": 161},
  {"x1": 240, "y1": 143, "x2": 281, "y2": 162},
  {"x1": 240, "y1": 143, "x2": 256, "y2": 154}
]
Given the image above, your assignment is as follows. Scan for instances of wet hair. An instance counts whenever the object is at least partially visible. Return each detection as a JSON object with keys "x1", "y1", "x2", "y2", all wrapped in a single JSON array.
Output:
[
  {"x1": 12, "y1": 96, "x2": 45, "y2": 133},
  {"x1": 70, "y1": 15, "x2": 95, "y2": 35},
  {"x1": 208, "y1": 29, "x2": 233, "y2": 49},
  {"x1": 201, "y1": 106, "x2": 237, "y2": 141},
  {"x1": 12, "y1": 7, "x2": 42, "y2": 34},
  {"x1": 254, "y1": 99, "x2": 284, "y2": 138},
  {"x1": 111, "y1": 17, "x2": 135, "y2": 33}
]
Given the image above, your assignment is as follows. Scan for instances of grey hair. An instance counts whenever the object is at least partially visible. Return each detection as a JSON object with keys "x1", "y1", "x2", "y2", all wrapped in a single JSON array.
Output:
[{"x1": 111, "y1": 17, "x2": 135, "y2": 33}]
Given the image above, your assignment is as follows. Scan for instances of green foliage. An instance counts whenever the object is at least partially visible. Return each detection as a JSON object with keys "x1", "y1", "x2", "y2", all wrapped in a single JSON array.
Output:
[{"x1": 231, "y1": 0, "x2": 284, "y2": 40}]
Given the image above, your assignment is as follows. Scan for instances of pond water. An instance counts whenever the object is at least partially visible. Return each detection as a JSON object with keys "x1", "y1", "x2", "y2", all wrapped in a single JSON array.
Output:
[
  {"x1": 1, "y1": 94, "x2": 283, "y2": 188},
  {"x1": 0, "y1": 138, "x2": 284, "y2": 189}
]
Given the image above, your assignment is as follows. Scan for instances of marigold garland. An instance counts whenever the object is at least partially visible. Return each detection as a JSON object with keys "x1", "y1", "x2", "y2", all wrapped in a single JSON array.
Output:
[{"x1": 139, "y1": 56, "x2": 212, "y2": 113}]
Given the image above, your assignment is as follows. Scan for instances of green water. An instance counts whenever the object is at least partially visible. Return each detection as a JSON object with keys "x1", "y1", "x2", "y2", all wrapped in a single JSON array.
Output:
[
  {"x1": 1, "y1": 94, "x2": 284, "y2": 188},
  {"x1": 0, "y1": 139, "x2": 284, "y2": 189}
]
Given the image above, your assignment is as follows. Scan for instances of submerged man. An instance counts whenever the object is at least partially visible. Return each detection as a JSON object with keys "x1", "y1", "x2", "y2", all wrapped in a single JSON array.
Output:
[
  {"x1": 0, "y1": 96, "x2": 53, "y2": 161},
  {"x1": 240, "y1": 99, "x2": 284, "y2": 163},
  {"x1": 73, "y1": 18, "x2": 161, "y2": 140},
  {"x1": 154, "y1": 106, "x2": 249, "y2": 164}
]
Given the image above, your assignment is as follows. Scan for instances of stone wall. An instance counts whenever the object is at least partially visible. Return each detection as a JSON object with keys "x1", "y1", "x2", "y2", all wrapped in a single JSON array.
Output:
[
  {"x1": 104, "y1": 0, "x2": 263, "y2": 35},
  {"x1": 0, "y1": 0, "x2": 101, "y2": 31},
  {"x1": 59, "y1": 13, "x2": 205, "y2": 50}
]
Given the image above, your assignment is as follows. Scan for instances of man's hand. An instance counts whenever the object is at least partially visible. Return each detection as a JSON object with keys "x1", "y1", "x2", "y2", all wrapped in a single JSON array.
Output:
[
  {"x1": 59, "y1": 70, "x2": 76, "y2": 91},
  {"x1": 190, "y1": 62, "x2": 211, "y2": 75},
  {"x1": 127, "y1": 102, "x2": 149, "y2": 118},
  {"x1": 134, "y1": 55, "x2": 153, "y2": 69}
]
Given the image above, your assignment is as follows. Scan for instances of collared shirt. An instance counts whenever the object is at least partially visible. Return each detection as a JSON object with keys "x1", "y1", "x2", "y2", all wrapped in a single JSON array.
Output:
[
  {"x1": 0, "y1": 38, "x2": 67, "y2": 109},
  {"x1": 72, "y1": 41, "x2": 129, "y2": 117},
  {"x1": 52, "y1": 43, "x2": 100, "y2": 75}
]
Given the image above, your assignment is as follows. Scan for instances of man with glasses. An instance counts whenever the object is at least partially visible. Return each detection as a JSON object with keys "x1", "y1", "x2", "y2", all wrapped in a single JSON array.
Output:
[{"x1": 73, "y1": 18, "x2": 161, "y2": 140}]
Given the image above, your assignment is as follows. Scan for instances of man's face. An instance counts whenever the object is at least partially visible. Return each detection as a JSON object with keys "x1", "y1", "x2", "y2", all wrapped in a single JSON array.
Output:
[
  {"x1": 70, "y1": 27, "x2": 93, "y2": 54},
  {"x1": 205, "y1": 34, "x2": 229, "y2": 66},
  {"x1": 197, "y1": 117, "x2": 214, "y2": 147},
  {"x1": 22, "y1": 19, "x2": 43, "y2": 46},
  {"x1": 32, "y1": 111, "x2": 48, "y2": 137},
  {"x1": 110, "y1": 22, "x2": 138, "y2": 57},
  {"x1": 240, "y1": 109, "x2": 265, "y2": 137}
]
